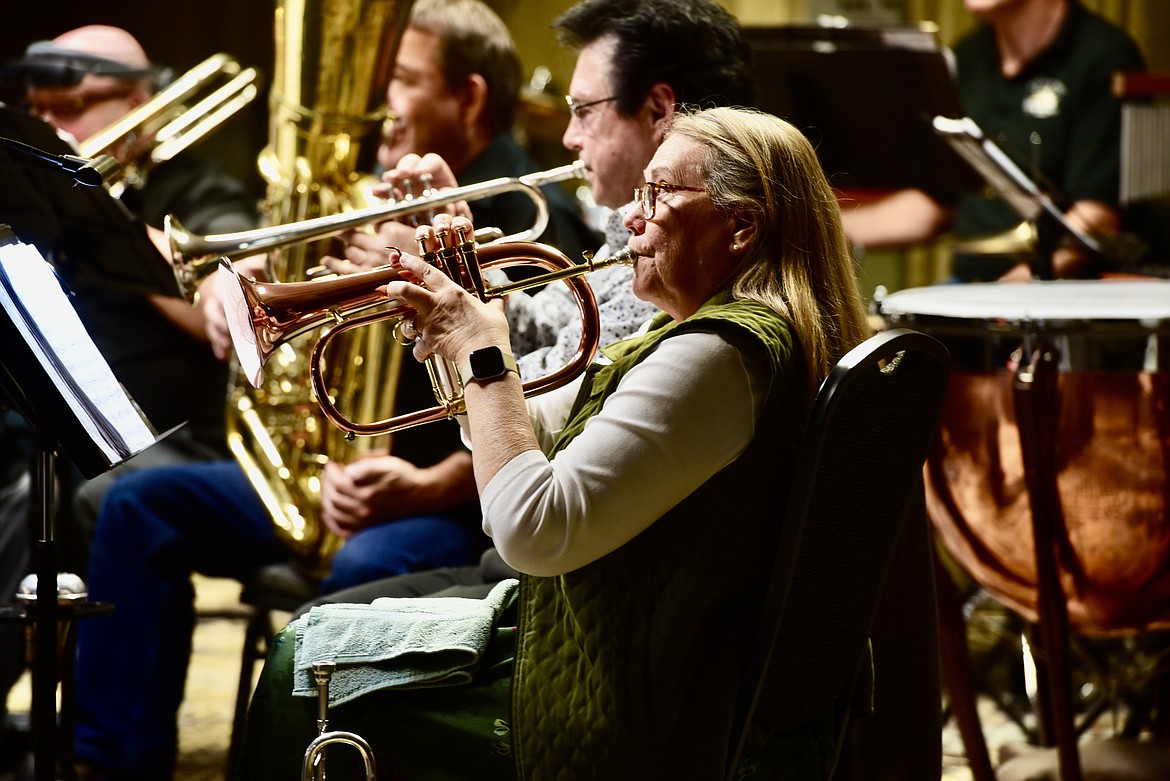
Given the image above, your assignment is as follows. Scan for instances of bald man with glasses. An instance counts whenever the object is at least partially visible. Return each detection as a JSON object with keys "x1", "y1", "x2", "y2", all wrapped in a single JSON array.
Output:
[
  {"x1": 14, "y1": 27, "x2": 164, "y2": 159},
  {"x1": 0, "y1": 27, "x2": 261, "y2": 758}
]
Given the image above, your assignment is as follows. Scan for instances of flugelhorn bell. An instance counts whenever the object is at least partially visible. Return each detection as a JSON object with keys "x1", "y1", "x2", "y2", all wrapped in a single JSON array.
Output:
[
  {"x1": 168, "y1": 160, "x2": 585, "y2": 301},
  {"x1": 220, "y1": 237, "x2": 636, "y2": 437}
]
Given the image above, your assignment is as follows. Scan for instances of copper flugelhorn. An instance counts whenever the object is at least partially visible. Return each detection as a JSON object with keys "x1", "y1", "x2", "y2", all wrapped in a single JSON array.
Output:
[
  {"x1": 169, "y1": 160, "x2": 585, "y2": 301},
  {"x1": 220, "y1": 231, "x2": 636, "y2": 437}
]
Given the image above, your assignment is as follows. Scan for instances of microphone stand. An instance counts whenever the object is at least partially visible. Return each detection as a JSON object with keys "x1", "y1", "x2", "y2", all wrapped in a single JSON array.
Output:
[{"x1": 0, "y1": 135, "x2": 120, "y2": 188}]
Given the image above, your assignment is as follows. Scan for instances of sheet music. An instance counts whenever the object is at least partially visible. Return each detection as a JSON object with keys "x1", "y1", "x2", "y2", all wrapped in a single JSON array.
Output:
[
  {"x1": 932, "y1": 116, "x2": 1102, "y2": 254},
  {"x1": 931, "y1": 116, "x2": 1044, "y2": 221},
  {"x1": 0, "y1": 234, "x2": 157, "y2": 464}
]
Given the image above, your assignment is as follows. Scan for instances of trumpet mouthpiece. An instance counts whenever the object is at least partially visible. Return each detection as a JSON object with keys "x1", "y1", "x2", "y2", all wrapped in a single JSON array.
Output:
[{"x1": 608, "y1": 246, "x2": 637, "y2": 265}]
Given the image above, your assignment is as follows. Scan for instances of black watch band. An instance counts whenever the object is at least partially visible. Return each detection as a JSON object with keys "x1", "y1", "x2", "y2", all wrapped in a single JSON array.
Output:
[{"x1": 458, "y1": 346, "x2": 519, "y2": 385}]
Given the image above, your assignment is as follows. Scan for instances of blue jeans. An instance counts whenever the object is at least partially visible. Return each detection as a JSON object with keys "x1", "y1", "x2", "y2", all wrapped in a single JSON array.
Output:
[{"x1": 73, "y1": 459, "x2": 483, "y2": 780}]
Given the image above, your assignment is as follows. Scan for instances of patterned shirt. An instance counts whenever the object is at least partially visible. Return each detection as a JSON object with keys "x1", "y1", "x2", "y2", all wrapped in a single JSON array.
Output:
[{"x1": 508, "y1": 202, "x2": 659, "y2": 378}]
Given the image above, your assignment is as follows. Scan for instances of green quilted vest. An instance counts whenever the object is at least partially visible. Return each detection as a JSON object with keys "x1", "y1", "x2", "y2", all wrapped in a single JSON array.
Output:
[{"x1": 511, "y1": 294, "x2": 810, "y2": 779}]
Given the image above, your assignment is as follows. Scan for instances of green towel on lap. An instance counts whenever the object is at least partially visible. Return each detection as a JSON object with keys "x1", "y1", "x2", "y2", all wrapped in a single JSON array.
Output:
[{"x1": 292, "y1": 578, "x2": 519, "y2": 706}]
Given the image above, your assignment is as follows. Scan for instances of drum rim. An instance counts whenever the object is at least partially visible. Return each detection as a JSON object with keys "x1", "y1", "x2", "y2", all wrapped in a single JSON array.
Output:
[{"x1": 878, "y1": 280, "x2": 1170, "y2": 333}]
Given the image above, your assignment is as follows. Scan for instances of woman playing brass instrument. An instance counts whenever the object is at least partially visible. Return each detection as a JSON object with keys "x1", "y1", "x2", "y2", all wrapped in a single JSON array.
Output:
[{"x1": 243, "y1": 106, "x2": 871, "y2": 780}]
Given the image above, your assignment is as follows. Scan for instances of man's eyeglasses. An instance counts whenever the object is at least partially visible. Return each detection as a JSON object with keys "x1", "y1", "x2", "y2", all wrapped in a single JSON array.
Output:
[
  {"x1": 634, "y1": 181, "x2": 708, "y2": 220},
  {"x1": 564, "y1": 94, "x2": 616, "y2": 131},
  {"x1": 28, "y1": 86, "x2": 134, "y2": 122}
]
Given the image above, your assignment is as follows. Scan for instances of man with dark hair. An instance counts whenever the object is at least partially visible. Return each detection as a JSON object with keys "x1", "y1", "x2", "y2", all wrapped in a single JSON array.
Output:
[
  {"x1": 552, "y1": 0, "x2": 755, "y2": 210},
  {"x1": 555, "y1": 0, "x2": 755, "y2": 115}
]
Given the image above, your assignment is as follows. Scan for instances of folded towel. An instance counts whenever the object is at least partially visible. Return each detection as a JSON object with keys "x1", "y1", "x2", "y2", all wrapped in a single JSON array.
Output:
[{"x1": 292, "y1": 578, "x2": 517, "y2": 707}]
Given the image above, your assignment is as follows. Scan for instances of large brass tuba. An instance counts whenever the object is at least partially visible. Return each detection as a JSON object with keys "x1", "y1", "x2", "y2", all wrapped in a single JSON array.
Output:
[{"x1": 231, "y1": 0, "x2": 414, "y2": 576}]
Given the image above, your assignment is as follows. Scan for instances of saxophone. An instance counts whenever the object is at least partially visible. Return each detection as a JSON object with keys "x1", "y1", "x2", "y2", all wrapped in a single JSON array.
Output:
[{"x1": 227, "y1": 0, "x2": 415, "y2": 577}]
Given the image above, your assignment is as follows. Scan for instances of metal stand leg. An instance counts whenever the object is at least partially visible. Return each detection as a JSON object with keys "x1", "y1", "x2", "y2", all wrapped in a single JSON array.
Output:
[
  {"x1": 934, "y1": 551, "x2": 996, "y2": 781},
  {"x1": 1015, "y1": 343, "x2": 1082, "y2": 781},
  {"x1": 31, "y1": 439, "x2": 58, "y2": 781}
]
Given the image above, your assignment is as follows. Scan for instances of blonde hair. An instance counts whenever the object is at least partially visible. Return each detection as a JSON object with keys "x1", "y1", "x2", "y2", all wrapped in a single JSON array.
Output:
[{"x1": 668, "y1": 106, "x2": 871, "y2": 388}]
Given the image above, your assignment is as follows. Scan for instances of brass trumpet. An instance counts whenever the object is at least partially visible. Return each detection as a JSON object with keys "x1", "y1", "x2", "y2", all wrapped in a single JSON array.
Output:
[
  {"x1": 79, "y1": 53, "x2": 261, "y2": 197},
  {"x1": 221, "y1": 231, "x2": 636, "y2": 437},
  {"x1": 167, "y1": 159, "x2": 585, "y2": 300}
]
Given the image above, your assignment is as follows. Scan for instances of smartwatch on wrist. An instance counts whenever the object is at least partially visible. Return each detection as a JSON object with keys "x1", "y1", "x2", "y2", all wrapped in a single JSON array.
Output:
[{"x1": 458, "y1": 346, "x2": 519, "y2": 386}]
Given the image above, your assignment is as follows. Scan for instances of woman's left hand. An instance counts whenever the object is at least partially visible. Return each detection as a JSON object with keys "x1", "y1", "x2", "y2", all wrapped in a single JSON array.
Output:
[{"x1": 382, "y1": 215, "x2": 511, "y2": 366}]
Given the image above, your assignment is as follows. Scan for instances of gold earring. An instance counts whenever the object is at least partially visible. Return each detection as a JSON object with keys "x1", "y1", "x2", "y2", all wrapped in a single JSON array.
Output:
[{"x1": 731, "y1": 243, "x2": 740, "y2": 252}]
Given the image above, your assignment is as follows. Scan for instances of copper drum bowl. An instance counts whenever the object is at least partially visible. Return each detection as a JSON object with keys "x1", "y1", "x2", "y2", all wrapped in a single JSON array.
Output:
[{"x1": 879, "y1": 280, "x2": 1170, "y2": 635}]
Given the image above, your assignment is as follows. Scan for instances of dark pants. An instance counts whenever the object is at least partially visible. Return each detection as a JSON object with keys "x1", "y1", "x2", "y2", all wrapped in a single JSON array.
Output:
[
  {"x1": 294, "y1": 547, "x2": 518, "y2": 618},
  {"x1": 73, "y1": 459, "x2": 484, "y2": 780}
]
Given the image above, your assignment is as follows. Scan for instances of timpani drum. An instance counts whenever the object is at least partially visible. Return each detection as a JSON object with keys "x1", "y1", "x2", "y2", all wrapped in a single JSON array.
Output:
[{"x1": 879, "y1": 280, "x2": 1170, "y2": 634}]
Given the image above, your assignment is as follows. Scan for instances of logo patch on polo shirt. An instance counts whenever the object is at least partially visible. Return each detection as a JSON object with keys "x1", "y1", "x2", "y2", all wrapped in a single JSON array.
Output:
[{"x1": 1022, "y1": 78, "x2": 1067, "y2": 118}]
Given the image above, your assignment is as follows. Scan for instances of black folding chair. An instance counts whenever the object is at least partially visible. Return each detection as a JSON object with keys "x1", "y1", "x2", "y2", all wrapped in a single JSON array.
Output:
[{"x1": 726, "y1": 327, "x2": 950, "y2": 780}]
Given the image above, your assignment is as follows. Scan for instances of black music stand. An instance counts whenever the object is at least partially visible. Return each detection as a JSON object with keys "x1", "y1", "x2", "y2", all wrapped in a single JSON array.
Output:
[
  {"x1": 931, "y1": 115, "x2": 1108, "y2": 280},
  {"x1": 743, "y1": 24, "x2": 982, "y2": 194},
  {"x1": 0, "y1": 105, "x2": 181, "y2": 299},
  {"x1": 0, "y1": 227, "x2": 163, "y2": 781}
]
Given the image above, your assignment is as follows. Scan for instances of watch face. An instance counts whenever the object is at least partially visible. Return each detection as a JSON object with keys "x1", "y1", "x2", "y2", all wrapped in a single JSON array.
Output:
[{"x1": 470, "y1": 347, "x2": 506, "y2": 379}]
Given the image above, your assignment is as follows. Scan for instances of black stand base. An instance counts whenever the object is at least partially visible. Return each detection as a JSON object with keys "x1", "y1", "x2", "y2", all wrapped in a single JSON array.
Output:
[{"x1": 0, "y1": 601, "x2": 114, "y2": 781}]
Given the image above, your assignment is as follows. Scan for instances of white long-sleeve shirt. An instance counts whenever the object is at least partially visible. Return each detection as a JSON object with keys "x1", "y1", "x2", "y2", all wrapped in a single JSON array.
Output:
[{"x1": 475, "y1": 331, "x2": 769, "y2": 577}]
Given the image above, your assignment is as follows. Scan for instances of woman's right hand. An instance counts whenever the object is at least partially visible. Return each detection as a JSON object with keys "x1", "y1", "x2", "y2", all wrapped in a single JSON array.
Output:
[{"x1": 381, "y1": 215, "x2": 510, "y2": 368}]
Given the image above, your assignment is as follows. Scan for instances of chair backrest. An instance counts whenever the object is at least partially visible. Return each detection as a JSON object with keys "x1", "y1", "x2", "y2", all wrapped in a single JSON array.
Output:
[{"x1": 725, "y1": 327, "x2": 950, "y2": 779}]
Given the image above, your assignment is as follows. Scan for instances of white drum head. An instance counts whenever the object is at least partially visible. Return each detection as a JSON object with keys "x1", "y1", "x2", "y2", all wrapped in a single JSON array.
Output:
[
  {"x1": 878, "y1": 279, "x2": 1170, "y2": 372},
  {"x1": 879, "y1": 280, "x2": 1170, "y2": 323}
]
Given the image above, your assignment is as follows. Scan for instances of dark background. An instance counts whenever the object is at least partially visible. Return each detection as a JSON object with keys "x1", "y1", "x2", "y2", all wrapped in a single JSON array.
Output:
[
  {"x1": 0, "y1": 1, "x2": 1000, "y2": 204},
  {"x1": 1, "y1": 2, "x2": 277, "y2": 198}
]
